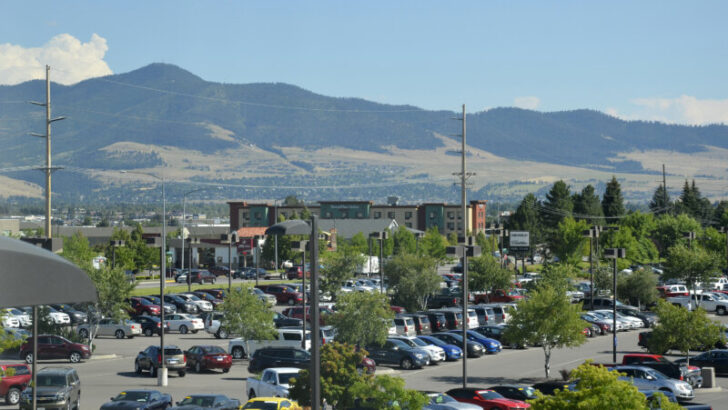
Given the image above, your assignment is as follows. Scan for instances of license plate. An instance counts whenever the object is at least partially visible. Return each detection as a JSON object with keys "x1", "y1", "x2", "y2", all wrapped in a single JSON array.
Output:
[
  {"x1": 167, "y1": 359, "x2": 178, "y2": 364},
  {"x1": 216, "y1": 357, "x2": 223, "y2": 361}
]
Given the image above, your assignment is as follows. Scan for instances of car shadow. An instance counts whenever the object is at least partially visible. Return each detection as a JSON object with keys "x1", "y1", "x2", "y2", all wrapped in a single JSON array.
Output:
[{"x1": 432, "y1": 375, "x2": 547, "y2": 386}]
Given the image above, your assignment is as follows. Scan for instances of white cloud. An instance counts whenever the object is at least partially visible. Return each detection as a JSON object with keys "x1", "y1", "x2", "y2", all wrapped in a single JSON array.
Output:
[
  {"x1": 0, "y1": 34, "x2": 112, "y2": 85},
  {"x1": 513, "y1": 96, "x2": 540, "y2": 110},
  {"x1": 607, "y1": 95, "x2": 728, "y2": 125}
]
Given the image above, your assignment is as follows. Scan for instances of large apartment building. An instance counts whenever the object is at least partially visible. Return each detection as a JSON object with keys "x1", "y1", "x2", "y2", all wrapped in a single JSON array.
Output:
[{"x1": 228, "y1": 199, "x2": 487, "y2": 237}]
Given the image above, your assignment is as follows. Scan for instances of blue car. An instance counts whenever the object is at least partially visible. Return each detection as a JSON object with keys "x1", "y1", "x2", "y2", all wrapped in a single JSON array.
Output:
[
  {"x1": 417, "y1": 335, "x2": 463, "y2": 360},
  {"x1": 448, "y1": 329, "x2": 502, "y2": 354}
]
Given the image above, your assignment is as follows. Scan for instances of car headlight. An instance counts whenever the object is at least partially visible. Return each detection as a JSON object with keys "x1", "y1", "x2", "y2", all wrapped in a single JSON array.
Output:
[
  {"x1": 55, "y1": 391, "x2": 67, "y2": 400},
  {"x1": 415, "y1": 353, "x2": 425, "y2": 359}
]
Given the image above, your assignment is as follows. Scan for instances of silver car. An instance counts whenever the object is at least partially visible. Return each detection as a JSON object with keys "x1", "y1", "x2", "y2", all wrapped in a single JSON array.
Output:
[
  {"x1": 77, "y1": 318, "x2": 142, "y2": 339},
  {"x1": 615, "y1": 365, "x2": 694, "y2": 401}
]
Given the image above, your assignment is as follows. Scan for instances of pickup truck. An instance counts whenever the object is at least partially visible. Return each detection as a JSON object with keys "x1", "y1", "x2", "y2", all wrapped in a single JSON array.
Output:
[
  {"x1": 228, "y1": 329, "x2": 311, "y2": 359},
  {"x1": 667, "y1": 293, "x2": 728, "y2": 315},
  {"x1": 0, "y1": 364, "x2": 31, "y2": 405},
  {"x1": 246, "y1": 368, "x2": 302, "y2": 399},
  {"x1": 621, "y1": 353, "x2": 703, "y2": 388}
]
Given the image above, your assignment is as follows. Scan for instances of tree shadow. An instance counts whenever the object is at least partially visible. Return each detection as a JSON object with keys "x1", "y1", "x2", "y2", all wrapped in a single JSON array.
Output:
[{"x1": 432, "y1": 375, "x2": 548, "y2": 386}]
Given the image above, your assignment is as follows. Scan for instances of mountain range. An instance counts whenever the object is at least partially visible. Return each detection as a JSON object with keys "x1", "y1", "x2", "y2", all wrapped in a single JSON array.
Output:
[{"x1": 0, "y1": 63, "x2": 726, "y2": 204}]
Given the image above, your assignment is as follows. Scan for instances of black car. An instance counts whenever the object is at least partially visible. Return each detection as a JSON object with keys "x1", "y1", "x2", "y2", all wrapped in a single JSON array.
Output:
[
  {"x1": 163, "y1": 294, "x2": 198, "y2": 314},
  {"x1": 430, "y1": 309, "x2": 464, "y2": 330},
  {"x1": 475, "y1": 324, "x2": 525, "y2": 349},
  {"x1": 132, "y1": 315, "x2": 169, "y2": 336},
  {"x1": 171, "y1": 394, "x2": 240, "y2": 410},
  {"x1": 247, "y1": 347, "x2": 311, "y2": 373},
  {"x1": 676, "y1": 350, "x2": 728, "y2": 375},
  {"x1": 426, "y1": 288, "x2": 462, "y2": 309},
  {"x1": 101, "y1": 390, "x2": 173, "y2": 410},
  {"x1": 365, "y1": 339, "x2": 429, "y2": 370},
  {"x1": 486, "y1": 385, "x2": 539, "y2": 401},
  {"x1": 274, "y1": 312, "x2": 303, "y2": 328},
  {"x1": 419, "y1": 311, "x2": 448, "y2": 332},
  {"x1": 189, "y1": 270, "x2": 216, "y2": 284},
  {"x1": 50, "y1": 304, "x2": 88, "y2": 324},
  {"x1": 428, "y1": 332, "x2": 484, "y2": 358},
  {"x1": 140, "y1": 295, "x2": 177, "y2": 315},
  {"x1": 616, "y1": 306, "x2": 657, "y2": 328}
]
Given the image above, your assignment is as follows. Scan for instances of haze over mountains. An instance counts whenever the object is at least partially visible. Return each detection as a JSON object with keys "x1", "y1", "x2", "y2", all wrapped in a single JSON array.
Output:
[{"x1": 0, "y1": 63, "x2": 726, "y2": 204}]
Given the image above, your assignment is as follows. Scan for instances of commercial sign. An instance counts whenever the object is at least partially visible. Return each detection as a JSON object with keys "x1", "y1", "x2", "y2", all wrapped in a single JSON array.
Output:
[{"x1": 509, "y1": 231, "x2": 530, "y2": 252}]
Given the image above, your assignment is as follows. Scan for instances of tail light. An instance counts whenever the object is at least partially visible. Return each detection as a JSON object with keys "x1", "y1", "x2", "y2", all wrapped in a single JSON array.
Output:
[
  {"x1": 183, "y1": 355, "x2": 187, "y2": 363},
  {"x1": 403, "y1": 325, "x2": 408, "y2": 333},
  {"x1": 454, "y1": 319, "x2": 459, "y2": 327},
  {"x1": 157, "y1": 354, "x2": 161, "y2": 363},
  {"x1": 156, "y1": 322, "x2": 161, "y2": 328}
]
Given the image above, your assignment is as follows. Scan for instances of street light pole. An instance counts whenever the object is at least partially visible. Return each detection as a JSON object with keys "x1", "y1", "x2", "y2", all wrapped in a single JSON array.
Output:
[{"x1": 605, "y1": 247, "x2": 625, "y2": 363}]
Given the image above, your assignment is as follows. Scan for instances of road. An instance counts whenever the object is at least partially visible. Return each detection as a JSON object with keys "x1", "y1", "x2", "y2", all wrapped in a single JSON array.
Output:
[{"x1": 3, "y1": 314, "x2": 727, "y2": 409}]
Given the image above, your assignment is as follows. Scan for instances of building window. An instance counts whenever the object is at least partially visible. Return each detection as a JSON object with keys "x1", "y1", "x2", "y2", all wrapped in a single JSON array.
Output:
[
  {"x1": 374, "y1": 211, "x2": 382, "y2": 218},
  {"x1": 447, "y1": 222, "x2": 455, "y2": 230},
  {"x1": 457, "y1": 223, "x2": 463, "y2": 230},
  {"x1": 405, "y1": 211, "x2": 412, "y2": 219},
  {"x1": 429, "y1": 212, "x2": 436, "y2": 219},
  {"x1": 447, "y1": 211, "x2": 454, "y2": 219},
  {"x1": 325, "y1": 212, "x2": 332, "y2": 218},
  {"x1": 388, "y1": 212, "x2": 395, "y2": 219},
  {"x1": 356, "y1": 212, "x2": 363, "y2": 218},
  {"x1": 405, "y1": 222, "x2": 412, "y2": 228},
  {"x1": 243, "y1": 212, "x2": 249, "y2": 220},
  {"x1": 255, "y1": 212, "x2": 262, "y2": 219}
]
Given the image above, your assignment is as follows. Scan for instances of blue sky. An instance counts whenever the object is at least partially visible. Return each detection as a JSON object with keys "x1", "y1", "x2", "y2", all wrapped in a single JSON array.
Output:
[{"x1": 2, "y1": 0, "x2": 727, "y2": 124}]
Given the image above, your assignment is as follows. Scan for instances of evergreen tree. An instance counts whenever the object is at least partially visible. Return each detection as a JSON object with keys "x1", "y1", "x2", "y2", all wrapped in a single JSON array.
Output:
[
  {"x1": 649, "y1": 184, "x2": 671, "y2": 215},
  {"x1": 602, "y1": 176, "x2": 625, "y2": 220},
  {"x1": 573, "y1": 184, "x2": 603, "y2": 224},
  {"x1": 541, "y1": 181, "x2": 573, "y2": 230},
  {"x1": 715, "y1": 201, "x2": 728, "y2": 227},
  {"x1": 508, "y1": 193, "x2": 543, "y2": 246}
]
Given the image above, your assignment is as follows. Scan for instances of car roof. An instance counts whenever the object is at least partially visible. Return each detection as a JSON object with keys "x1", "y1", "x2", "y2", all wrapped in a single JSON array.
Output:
[{"x1": 38, "y1": 366, "x2": 75, "y2": 374}]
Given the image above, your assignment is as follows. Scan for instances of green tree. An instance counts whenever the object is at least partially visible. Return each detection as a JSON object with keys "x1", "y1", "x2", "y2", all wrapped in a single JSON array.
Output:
[
  {"x1": 572, "y1": 184, "x2": 603, "y2": 224},
  {"x1": 61, "y1": 232, "x2": 96, "y2": 267},
  {"x1": 84, "y1": 266, "x2": 136, "y2": 321},
  {"x1": 714, "y1": 200, "x2": 728, "y2": 227},
  {"x1": 129, "y1": 224, "x2": 159, "y2": 272},
  {"x1": 219, "y1": 285, "x2": 277, "y2": 347},
  {"x1": 649, "y1": 300, "x2": 725, "y2": 364},
  {"x1": 617, "y1": 269, "x2": 658, "y2": 309},
  {"x1": 503, "y1": 285, "x2": 587, "y2": 378},
  {"x1": 602, "y1": 176, "x2": 625, "y2": 220},
  {"x1": 653, "y1": 213, "x2": 702, "y2": 255},
  {"x1": 392, "y1": 226, "x2": 416, "y2": 255},
  {"x1": 349, "y1": 374, "x2": 428, "y2": 410},
  {"x1": 349, "y1": 232, "x2": 369, "y2": 255},
  {"x1": 320, "y1": 249, "x2": 366, "y2": 300},
  {"x1": 676, "y1": 180, "x2": 712, "y2": 222},
  {"x1": 541, "y1": 180, "x2": 573, "y2": 230},
  {"x1": 469, "y1": 254, "x2": 513, "y2": 295},
  {"x1": 548, "y1": 217, "x2": 589, "y2": 266},
  {"x1": 262, "y1": 234, "x2": 295, "y2": 269},
  {"x1": 384, "y1": 253, "x2": 441, "y2": 312},
  {"x1": 649, "y1": 184, "x2": 672, "y2": 216},
  {"x1": 508, "y1": 193, "x2": 544, "y2": 248},
  {"x1": 447, "y1": 232, "x2": 458, "y2": 246},
  {"x1": 701, "y1": 227, "x2": 727, "y2": 270},
  {"x1": 475, "y1": 231, "x2": 498, "y2": 256},
  {"x1": 528, "y1": 361, "x2": 679, "y2": 410},
  {"x1": 420, "y1": 226, "x2": 447, "y2": 262},
  {"x1": 663, "y1": 244, "x2": 721, "y2": 299},
  {"x1": 329, "y1": 292, "x2": 393, "y2": 347}
]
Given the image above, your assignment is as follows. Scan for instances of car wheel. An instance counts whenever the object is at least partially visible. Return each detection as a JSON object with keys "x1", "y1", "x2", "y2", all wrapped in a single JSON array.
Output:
[
  {"x1": 6, "y1": 386, "x2": 21, "y2": 405},
  {"x1": 135, "y1": 361, "x2": 142, "y2": 375},
  {"x1": 249, "y1": 390, "x2": 256, "y2": 399},
  {"x1": 78, "y1": 328, "x2": 89, "y2": 339},
  {"x1": 718, "y1": 306, "x2": 726, "y2": 316},
  {"x1": 178, "y1": 370, "x2": 186, "y2": 377},
  {"x1": 232, "y1": 346, "x2": 245, "y2": 359},
  {"x1": 195, "y1": 361, "x2": 202, "y2": 373},
  {"x1": 144, "y1": 328, "x2": 153, "y2": 337},
  {"x1": 69, "y1": 351, "x2": 82, "y2": 363},
  {"x1": 223, "y1": 367, "x2": 230, "y2": 373},
  {"x1": 115, "y1": 329, "x2": 125, "y2": 339},
  {"x1": 24, "y1": 352, "x2": 33, "y2": 364},
  {"x1": 218, "y1": 329, "x2": 229, "y2": 339},
  {"x1": 400, "y1": 358, "x2": 414, "y2": 370},
  {"x1": 65, "y1": 399, "x2": 72, "y2": 410},
  {"x1": 180, "y1": 325, "x2": 189, "y2": 334},
  {"x1": 150, "y1": 365, "x2": 158, "y2": 378}
]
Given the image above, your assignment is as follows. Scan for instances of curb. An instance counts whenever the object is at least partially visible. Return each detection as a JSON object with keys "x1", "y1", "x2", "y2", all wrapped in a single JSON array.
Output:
[
  {"x1": 375, "y1": 368, "x2": 397, "y2": 375},
  {"x1": 90, "y1": 354, "x2": 119, "y2": 360},
  {"x1": 695, "y1": 386, "x2": 723, "y2": 393}
]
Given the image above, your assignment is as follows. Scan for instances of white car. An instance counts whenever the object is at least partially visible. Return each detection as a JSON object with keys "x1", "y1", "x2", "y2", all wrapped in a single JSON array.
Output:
[
  {"x1": 2, "y1": 308, "x2": 29, "y2": 327},
  {"x1": 165, "y1": 313, "x2": 205, "y2": 334},
  {"x1": 594, "y1": 310, "x2": 643, "y2": 329},
  {"x1": 46, "y1": 307, "x2": 71, "y2": 325},
  {"x1": 1, "y1": 315, "x2": 20, "y2": 328},
  {"x1": 392, "y1": 336, "x2": 446, "y2": 365},
  {"x1": 178, "y1": 293, "x2": 213, "y2": 312}
]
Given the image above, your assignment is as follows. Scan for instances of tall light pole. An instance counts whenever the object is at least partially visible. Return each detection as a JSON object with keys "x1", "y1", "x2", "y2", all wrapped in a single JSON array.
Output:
[
  {"x1": 221, "y1": 232, "x2": 239, "y2": 292},
  {"x1": 122, "y1": 170, "x2": 168, "y2": 386},
  {"x1": 181, "y1": 188, "x2": 205, "y2": 292},
  {"x1": 605, "y1": 247, "x2": 625, "y2": 363}
]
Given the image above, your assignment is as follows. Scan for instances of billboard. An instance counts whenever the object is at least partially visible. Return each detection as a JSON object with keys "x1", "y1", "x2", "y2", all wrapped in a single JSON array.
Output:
[{"x1": 509, "y1": 231, "x2": 530, "y2": 252}]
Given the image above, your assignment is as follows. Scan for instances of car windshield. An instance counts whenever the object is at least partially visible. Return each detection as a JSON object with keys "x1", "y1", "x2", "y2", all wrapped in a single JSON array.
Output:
[
  {"x1": 203, "y1": 346, "x2": 226, "y2": 354},
  {"x1": 429, "y1": 393, "x2": 456, "y2": 404},
  {"x1": 477, "y1": 390, "x2": 504, "y2": 400},
  {"x1": 179, "y1": 396, "x2": 216, "y2": 406},
  {"x1": 146, "y1": 296, "x2": 161, "y2": 304},
  {"x1": 412, "y1": 338, "x2": 428, "y2": 347},
  {"x1": 423, "y1": 337, "x2": 443, "y2": 346},
  {"x1": 243, "y1": 402, "x2": 279, "y2": 410},
  {"x1": 443, "y1": 333, "x2": 463, "y2": 342},
  {"x1": 252, "y1": 288, "x2": 265, "y2": 295},
  {"x1": 645, "y1": 369, "x2": 666, "y2": 380},
  {"x1": 9, "y1": 308, "x2": 24, "y2": 315},
  {"x1": 114, "y1": 391, "x2": 149, "y2": 402},
  {"x1": 398, "y1": 338, "x2": 417, "y2": 348},
  {"x1": 278, "y1": 372, "x2": 299, "y2": 385},
  {"x1": 186, "y1": 295, "x2": 201, "y2": 301},
  {"x1": 36, "y1": 375, "x2": 66, "y2": 387}
]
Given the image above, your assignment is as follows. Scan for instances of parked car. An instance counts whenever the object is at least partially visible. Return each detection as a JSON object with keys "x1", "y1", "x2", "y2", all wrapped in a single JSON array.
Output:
[
  {"x1": 390, "y1": 335, "x2": 446, "y2": 364},
  {"x1": 133, "y1": 315, "x2": 170, "y2": 336},
  {"x1": 127, "y1": 297, "x2": 161, "y2": 316},
  {"x1": 164, "y1": 294, "x2": 199, "y2": 314},
  {"x1": 417, "y1": 335, "x2": 463, "y2": 361},
  {"x1": 247, "y1": 347, "x2": 311, "y2": 373},
  {"x1": 165, "y1": 313, "x2": 205, "y2": 334},
  {"x1": 447, "y1": 330, "x2": 502, "y2": 354},
  {"x1": 140, "y1": 295, "x2": 177, "y2": 315},
  {"x1": 246, "y1": 367, "x2": 300, "y2": 398},
  {"x1": 431, "y1": 309, "x2": 465, "y2": 330},
  {"x1": 445, "y1": 388, "x2": 530, "y2": 409},
  {"x1": 486, "y1": 385, "x2": 538, "y2": 402},
  {"x1": 281, "y1": 306, "x2": 334, "y2": 325},
  {"x1": 422, "y1": 391, "x2": 480, "y2": 410},
  {"x1": 192, "y1": 291, "x2": 224, "y2": 308},
  {"x1": 185, "y1": 345, "x2": 232, "y2": 373},
  {"x1": 675, "y1": 349, "x2": 728, "y2": 375},
  {"x1": 419, "y1": 311, "x2": 448, "y2": 332},
  {"x1": 177, "y1": 293, "x2": 214, "y2": 312},
  {"x1": 100, "y1": 390, "x2": 173, "y2": 410},
  {"x1": 274, "y1": 312, "x2": 303, "y2": 328},
  {"x1": 613, "y1": 365, "x2": 694, "y2": 402},
  {"x1": 209, "y1": 265, "x2": 236, "y2": 277},
  {"x1": 196, "y1": 288, "x2": 227, "y2": 300},
  {"x1": 49, "y1": 304, "x2": 88, "y2": 324},
  {"x1": 1, "y1": 308, "x2": 27, "y2": 328},
  {"x1": 365, "y1": 339, "x2": 429, "y2": 369},
  {"x1": 20, "y1": 335, "x2": 91, "y2": 364},
  {"x1": 622, "y1": 353, "x2": 702, "y2": 388},
  {"x1": 472, "y1": 306, "x2": 496, "y2": 326},
  {"x1": 473, "y1": 289, "x2": 524, "y2": 304},
  {"x1": 427, "y1": 288, "x2": 462, "y2": 309},
  {"x1": 18, "y1": 367, "x2": 81, "y2": 410},
  {"x1": 229, "y1": 329, "x2": 311, "y2": 359},
  {"x1": 616, "y1": 306, "x2": 657, "y2": 328},
  {"x1": 402, "y1": 313, "x2": 432, "y2": 335},
  {"x1": 0, "y1": 363, "x2": 31, "y2": 405},
  {"x1": 427, "y1": 333, "x2": 484, "y2": 358},
  {"x1": 78, "y1": 318, "x2": 142, "y2": 339},
  {"x1": 171, "y1": 394, "x2": 240, "y2": 410},
  {"x1": 257, "y1": 285, "x2": 303, "y2": 305},
  {"x1": 135, "y1": 345, "x2": 187, "y2": 377},
  {"x1": 394, "y1": 316, "x2": 418, "y2": 337},
  {"x1": 188, "y1": 270, "x2": 217, "y2": 284},
  {"x1": 242, "y1": 397, "x2": 301, "y2": 409}
]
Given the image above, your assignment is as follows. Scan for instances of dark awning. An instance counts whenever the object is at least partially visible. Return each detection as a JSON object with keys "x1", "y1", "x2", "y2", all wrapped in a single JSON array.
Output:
[{"x1": 0, "y1": 236, "x2": 97, "y2": 307}]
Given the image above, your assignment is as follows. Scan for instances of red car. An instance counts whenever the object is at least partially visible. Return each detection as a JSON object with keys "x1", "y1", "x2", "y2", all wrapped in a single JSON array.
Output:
[
  {"x1": 20, "y1": 334, "x2": 92, "y2": 364},
  {"x1": 184, "y1": 345, "x2": 232, "y2": 373},
  {"x1": 0, "y1": 363, "x2": 31, "y2": 405},
  {"x1": 474, "y1": 289, "x2": 524, "y2": 304},
  {"x1": 446, "y1": 388, "x2": 530, "y2": 409},
  {"x1": 282, "y1": 306, "x2": 334, "y2": 325},
  {"x1": 128, "y1": 297, "x2": 161, "y2": 316},
  {"x1": 256, "y1": 284, "x2": 303, "y2": 305}
]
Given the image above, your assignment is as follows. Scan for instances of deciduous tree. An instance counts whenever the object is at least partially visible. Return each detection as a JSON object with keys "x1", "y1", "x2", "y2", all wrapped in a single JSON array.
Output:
[
  {"x1": 219, "y1": 284, "x2": 277, "y2": 349},
  {"x1": 329, "y1": 292, "x2": 393, "y2": 347},
  {"x1": 420, "y1": 226, "x2": 447, "y2": 262},
  {"x1": 548, "y1": 217, "x2": 588, "y2": 266},
  {"x1": 469, "y1": 254, "x2": 513, "y2": 295},
  {"x1": 392, "y1": 226, "x2": 416, "y2": 255},
  {"x1": 663, "y1": 244, "x2": 721, "y2": 299},
  {"x1": 320, "y1": 249, "x2": 365, "y2": 300},
  {"x1": 617, "y1": 269, "x2": 658, "y2": 309},
  {"x1": 384, "y1": 253, "x2": 441, "y2": 312}
]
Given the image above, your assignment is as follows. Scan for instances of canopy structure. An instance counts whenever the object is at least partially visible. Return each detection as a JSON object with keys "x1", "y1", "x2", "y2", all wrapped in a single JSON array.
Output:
[{"x1": 0, "y1": 236, "x2": 97, "y2": 307}]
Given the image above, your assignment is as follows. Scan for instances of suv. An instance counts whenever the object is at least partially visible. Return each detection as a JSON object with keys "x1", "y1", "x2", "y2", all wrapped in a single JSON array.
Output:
[
  {"x1": 393, "y1": 317, "x2": 417, "y2": 337},
  {"x1": 1, "y1": 364, "x2": 31, "y2": 405},
  {"x1": 247, "y1": 347, "x2": 311, "y2": 373},
  {"x1": 208, "y1": 265, "x2": 236, "y2": 277},
  {"x1": 256, "y1": 285, "x2": 303, "y2": 305},
  {"x1": 127, "y1": 297, "x2": 161, "y2": 316},
  {"x1": 20, "y1": 335, "x2": 91, "y2": 364},
  {"x1": 419, "y1": 311, "x2": 448, "y2": 332},
  {"x1": 19, "y1": 366, "x2": 80, "y2": 410},
  {"x1": 134, "y1": 345, "x2": 187, "y2": 377},
  {"x1": 189, "y1": 270, "x2": 217, "y2": 284},
  {"x1": 402, "y1": 314, "x2": 432, "y2": 335}
]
